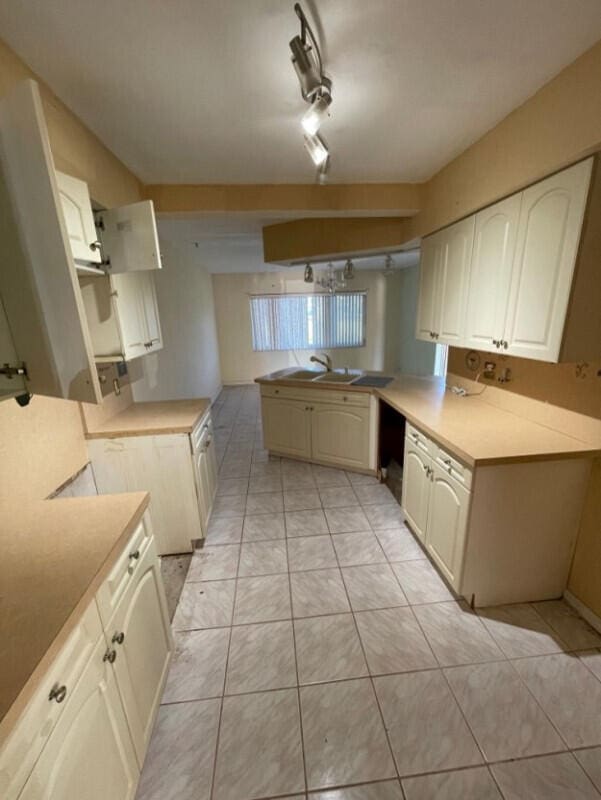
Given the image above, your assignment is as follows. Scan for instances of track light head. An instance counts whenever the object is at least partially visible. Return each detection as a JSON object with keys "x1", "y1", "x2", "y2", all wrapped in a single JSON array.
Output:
[
  {"x1": 304, "y1": 133, "x2": 329, "y2": 167},
  {"x1": 302, "y1": 92, "x2": 331, "y2": 136},
  {"x1": 290, "y1": 35, "x2": 322, "y2": 101}
]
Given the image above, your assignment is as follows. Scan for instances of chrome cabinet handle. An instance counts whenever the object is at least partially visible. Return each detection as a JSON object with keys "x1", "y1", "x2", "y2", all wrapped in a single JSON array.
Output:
[
  {"x1": 112, "y1": 631, "x2": 125, "y2": 645},
  {"x1": 411, "y1": 433, "x2": 419, "y2": 442},
  {"x1": 103, "y1": 648, "x2": 117, "y2": 664},
  {"x1": 503, "y1": 340, "x2": 508, "y2": 349},
  {"x1": 89, "y1": 240, "x2": 102, "y2": 252},
  {"x1": 129, "y1": 550, "x2": 140, "y2": 561},
  {"x1": 48, "y1": 683, "x2": 67, "y2": 703}
]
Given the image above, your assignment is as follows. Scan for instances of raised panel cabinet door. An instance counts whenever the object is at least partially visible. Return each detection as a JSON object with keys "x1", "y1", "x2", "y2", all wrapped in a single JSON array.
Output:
[
  {"x1": 262, "y1": 398, "x2": 312, "y2": 458},
  {"x1": 504, "y1": 158, "x2": 593, "y2": 362},
  {"x1": 138, "y1": 271, "x2": 163, "y2": 351},
  {"x1": 98, "y1": 200, "x2": 162, "y2": 273},
  {"x1": 436, "y1": 216, "x2": 475, "y2": 345},
  {"x1": 111, "y1": 273, "x2": 148, "y2": 360},
  {"x1": 109, "y1": 539, "x2": 172, "y2": 768},
  {"x1": 193, "y1": 447, "x2": 210, "y2": 533},
  {"x1": 415, "y1": 231, "x2": 443, "y2": 342},
  {"x1": 55, "y1": 171, "x2": 102, "y2": 264},
  {"x1": 464, "y1": 194, "x2": 522, "y2": 352},
  {"x1": 310, "y1": 403, "x2": 370, "y2": 469},
  {"x1": 401, "y1": 441, "x2": 431, "y2": 543},
  {"x1": 426, "y1": 463, "x2": 470, "y2": 589},
  {"x1": 17, "y1": 636, "x2": 139, "y2": 800}
]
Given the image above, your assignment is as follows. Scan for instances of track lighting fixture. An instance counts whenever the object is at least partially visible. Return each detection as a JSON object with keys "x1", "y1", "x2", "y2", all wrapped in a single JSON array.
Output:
[
  {"x1": 304, "y1": 264, "x2": 314, "y2": 283},
  {"x1": 290, "y1": 3, "x2": 333, "y2": 179}
]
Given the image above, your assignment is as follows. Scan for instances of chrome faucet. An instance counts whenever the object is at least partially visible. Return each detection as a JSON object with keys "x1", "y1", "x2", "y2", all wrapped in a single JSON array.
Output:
[{"x1": 310, "y1": 354, "x2": 332, "y2": 371}]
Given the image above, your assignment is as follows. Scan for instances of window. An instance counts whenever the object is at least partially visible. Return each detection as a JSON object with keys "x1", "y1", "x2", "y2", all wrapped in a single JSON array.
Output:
[{"x1": 250, "y1": 292, "x2": 367, "y2": 352}]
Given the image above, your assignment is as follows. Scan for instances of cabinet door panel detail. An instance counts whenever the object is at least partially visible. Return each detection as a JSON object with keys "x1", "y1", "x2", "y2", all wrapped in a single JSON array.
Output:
[
  {"x1": 426, "y1": 464, "x2": 469, "y2": 588},
  {"x1": 401, "y1": 442, "x2": 431, "y2": 542},
  {"x1": 55, "y1": 171, "x2": 101, "y2": 264},
  {"x1": 99, "y1": 200, "x2": 161, "y2": 273},
  {"x1": 310, "y1": 404, "x2": 370, "y2": 469},
  {"x1": 262, "y1": 398, "x2": 311, "y2": 458},
  {"x1": 437, "y1": 217, "x2": 474, "y2": 345},
  {"x1": 416, "y1": 232, "x2": 442, "y2": 342}
]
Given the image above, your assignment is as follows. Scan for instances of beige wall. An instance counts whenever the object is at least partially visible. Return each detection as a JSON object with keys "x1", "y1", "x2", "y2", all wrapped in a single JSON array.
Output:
[{"x1": 212, "y1": 269, "x2": 403, "y2": 385}]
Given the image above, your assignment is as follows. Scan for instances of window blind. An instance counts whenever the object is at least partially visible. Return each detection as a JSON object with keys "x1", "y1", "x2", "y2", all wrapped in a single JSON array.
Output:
[{"x1": 250, "y1": 292, "x2": 367, "y2": 352}]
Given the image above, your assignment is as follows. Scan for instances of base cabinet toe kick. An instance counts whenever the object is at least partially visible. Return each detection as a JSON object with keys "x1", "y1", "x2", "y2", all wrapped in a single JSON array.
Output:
[
  {"x1": 400, "y1": 422, "x2": 592, "y2": 607},
  {"x1": 0, "y1": 510, "x2": 173, "y2": 800}
]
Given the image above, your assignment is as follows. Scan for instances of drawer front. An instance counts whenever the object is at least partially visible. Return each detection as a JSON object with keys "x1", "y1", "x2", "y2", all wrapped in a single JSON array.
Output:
[
  {"x1": 191, "y1": 411, "x2": 211, "y2": 454},
  {"x1": 95, "y1": 511, "x2": 154, "y2": 628},
  {"x1": 405, "y1": 423, "x2": 436, "y2": 457},
  {"x1": 434, "y1": 445, "x2": 473, "y2": 490},
  {"x1": 0, "y1": 603, "x2": 103, "y2": 800},
  {"x1": 261, "y1": 384, "x2": 370, "y2": 407}
]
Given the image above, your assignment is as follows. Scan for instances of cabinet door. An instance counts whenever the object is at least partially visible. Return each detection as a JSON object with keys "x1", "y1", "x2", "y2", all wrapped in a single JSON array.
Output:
[
  {"x1": 503, "y1": 158, "x2": 593, "y2": 362},
  {"x1": 464, "y1": 194, "x2": 521, "y2": 352},
  {"x1": 436, "y1": 216, "x2": 474, "y2": 345},
  {"x1": 262, "y1": 398, "x2": 312, "y2": 458},
  {"x1": 401, "y1": 441, "x2": 431, "y2": 543},
  {"x1": 310, "y1": 402, "x2": 370, "y2": 469},
  {"x1": 109, "y1": 538, "x2": 172, "y2": 768},
  {"x1": 111, "y1": 273, "x2": 148, "y2": 361},
  {"x1": 55, "y1": 171, "x2": 102, "y2": 264},
  {"x1": 426, "y1": 463, "x2": 470, "y2": 589},
  {"x1": 98, "y1": 200, "x2": 161, "y2": 273},
  {"x1": 416, "y1": 231, "x2": 443, "y2": 342},
  {"x1": 138, "y1": 271, "x2": 163, "y2": 352},
  {"x1": 17, "y1": 636, "x2": 139, "y2": 800},
  {"x1": 193, "y1": 446, "x2": 211, "y2": 534}
]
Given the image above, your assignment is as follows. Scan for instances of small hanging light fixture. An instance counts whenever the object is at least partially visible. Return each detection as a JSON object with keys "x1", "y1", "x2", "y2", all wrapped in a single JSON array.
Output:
[
  {"x1": 343, "y1": 259, "x2": 354, "y2": 280},
  {"x1": 304, "y1": 264, "x2": 314, "y2": 283}
]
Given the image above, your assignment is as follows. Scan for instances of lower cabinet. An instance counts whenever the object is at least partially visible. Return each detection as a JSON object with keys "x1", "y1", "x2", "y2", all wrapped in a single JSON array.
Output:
[
  {"x1": 310, "y1": 403, "x2": 370, "y2": 470},
  {"x1": 400, "y1": 443, "x2": 431, "y2": 543},
  {"x1": 261, "y1": 398, "x2": 312, "y2": 459}
]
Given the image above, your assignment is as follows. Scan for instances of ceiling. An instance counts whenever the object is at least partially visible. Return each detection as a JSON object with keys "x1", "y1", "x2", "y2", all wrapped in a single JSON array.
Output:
[{"x1": 2, "y1": 1, "x2": 601, "y2": 184}]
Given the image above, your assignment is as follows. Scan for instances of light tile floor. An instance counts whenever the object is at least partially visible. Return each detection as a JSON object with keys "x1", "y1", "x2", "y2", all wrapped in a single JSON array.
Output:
[{"x1": 137, "y1": 385, "x2": 601, "y2": 800}]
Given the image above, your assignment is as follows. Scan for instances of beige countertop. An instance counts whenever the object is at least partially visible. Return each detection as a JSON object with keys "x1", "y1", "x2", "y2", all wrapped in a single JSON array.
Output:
[
  {"x1": 0, "y1": 491, "x2": 149, "y2": 741},
  {"x1": 84, "y1": 398, "x2": 211, "y2": 439},
  {"x1": 256, "y1": 370, "x2": 601, "y2": 466}
]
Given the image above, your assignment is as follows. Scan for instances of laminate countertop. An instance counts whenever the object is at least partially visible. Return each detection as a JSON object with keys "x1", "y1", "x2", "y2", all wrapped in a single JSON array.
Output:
[
  {"x1": 83, "y1": 398, "x2": 211, "y2": 439},
  {"x1": 257, "y1": 370, "x2": 601, "y2": 467},
  {"x1": 0, "y1": 491, "x2": 149, "y2": 742}
]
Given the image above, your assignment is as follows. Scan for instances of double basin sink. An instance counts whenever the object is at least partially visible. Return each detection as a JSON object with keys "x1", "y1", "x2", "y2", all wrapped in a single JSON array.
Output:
[{"x1": 285, "y1": 368, "x2": 364, "y2": 385}]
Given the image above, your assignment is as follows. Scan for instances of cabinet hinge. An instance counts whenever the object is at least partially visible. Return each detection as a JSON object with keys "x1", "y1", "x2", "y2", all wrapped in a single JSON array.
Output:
[{"x1": 0, "y1": 361, "x2": 28, "y2": 379}]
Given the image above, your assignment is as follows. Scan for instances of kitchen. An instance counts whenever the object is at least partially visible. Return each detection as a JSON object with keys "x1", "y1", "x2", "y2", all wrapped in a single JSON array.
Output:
[{"x1": 1, "y1": 2, "x2": 601, "y2": 799}]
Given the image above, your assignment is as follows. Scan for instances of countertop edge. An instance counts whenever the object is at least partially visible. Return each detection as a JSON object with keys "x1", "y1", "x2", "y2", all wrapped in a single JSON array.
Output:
[{"x1": 83, "y1": 401, "x2": 211, "y2": 440}]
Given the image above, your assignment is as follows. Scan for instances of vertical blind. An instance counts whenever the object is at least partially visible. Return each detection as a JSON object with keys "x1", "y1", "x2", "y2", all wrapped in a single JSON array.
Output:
[{"x1": 250, "y1": 292, "x2": 367, "y2": 352}]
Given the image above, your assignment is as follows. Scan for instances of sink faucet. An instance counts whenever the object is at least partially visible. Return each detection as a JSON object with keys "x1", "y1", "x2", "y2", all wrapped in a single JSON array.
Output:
[{"x1": 310, "y1": 353, "x2": 332, "y2": 371}]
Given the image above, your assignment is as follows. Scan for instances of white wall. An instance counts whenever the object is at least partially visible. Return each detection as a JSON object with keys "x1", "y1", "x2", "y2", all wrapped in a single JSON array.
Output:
[
  {"x1": 397, "y1": 263, "x2": 437, "y2": 375},
  {"x1": 212, "y1": 269, "x2": 403, "y2": 385},
  {"x1": 129, "y1": 239, "x2": 222, "y2": 401}
]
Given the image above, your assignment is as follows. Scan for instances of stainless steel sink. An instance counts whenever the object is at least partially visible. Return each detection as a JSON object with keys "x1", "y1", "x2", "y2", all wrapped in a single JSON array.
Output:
[
  {"x1": 313, "y1": 371, "x2": 362, "y2": 384},
  {"x1": 285, "y1": 369, "x2": 323, "y2": 381}
]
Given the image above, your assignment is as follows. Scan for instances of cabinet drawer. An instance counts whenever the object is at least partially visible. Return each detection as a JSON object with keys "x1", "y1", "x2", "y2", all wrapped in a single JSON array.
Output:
[
  {"x1": 434, "y1": 446, "x2": 472, "y2": 490},
  {"x1": 191, "y1": 411, "x2": 211, "y2": 454},
  {"x1": 261, "y1": 384, "x2": 370, "y2": 407},
  {"x1": 95, "y1": 512, "x2": 154, "y2": 628},
  {"x1": 0, "y1": 603, "x2": 103, "y2": 800},
  {"x1": 405, "y1": 423, "x2": 436, "y2": 457}
]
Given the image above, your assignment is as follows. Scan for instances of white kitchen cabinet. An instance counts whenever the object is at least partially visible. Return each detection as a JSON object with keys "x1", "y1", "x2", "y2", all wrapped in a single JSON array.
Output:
[
  {"x1": 415, "y1": 232, "x2": 443, "y2": 342},
  {"x1": 311, "y1": 402, "x2": 371, "y2": 470},
  {"x1": 262, "y1": 397, "x2": 312, "y2": 459},
  {"x1": 503, "y1": 158, "x2": 593, "y2": 362},
  {"x1": 96, "y1": 200, "x2": 162, "y2": 273},
  {"x1": 400, "y1": 443, "x2": 431, "y2": 543},
  {"x1": 16, "y1": 635, "x2": 139, "y2": 800},
  {"x1": 55, "y1": 171, "x2": 102, "y2": 265},
  {"x1": 464, "y1": 194, "x2": 521, "y2": 351},
  {"x1": 426, "y1": 462, "x2": 470, "y2": 586},
  {"x1": 105, "y1": 537, "x2": 172, "y2": 767},
  {"x1": 191, "y1": 421, "x2": 218, "y2": 533}
]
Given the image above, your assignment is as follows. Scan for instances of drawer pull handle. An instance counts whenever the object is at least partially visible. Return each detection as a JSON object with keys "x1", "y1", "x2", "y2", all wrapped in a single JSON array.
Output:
[
  {"x1": 129, "y1": 550, "x2": 140, "y2": 561},
  {"x1": 103, "y1": 648, "x2": 117, "y2": 664},
  {"x1": 411, "y1": 433, "x2": 419, "y2": 442},
  {"x1": 443, "y1": 458, "x2": 452, "y2": 465},
  {"x1": 112, "y1": 631, "x2": 125, "y2": 645},
  {"x1": 48, "y1": 683, "x2": 67, "y2": 703},
  {"x1": 89, "y1": 240, "x2": 102, "y2": 252}
]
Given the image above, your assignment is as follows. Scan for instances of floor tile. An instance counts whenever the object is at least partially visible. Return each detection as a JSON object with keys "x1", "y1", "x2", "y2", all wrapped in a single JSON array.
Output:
[
  {"x1": 242, "y1": 512, "x2": 286, "y2": 541},
  {"x1": 287, "y1": 535, "x2": 338, "y2": 571},
  {"x1": 249, "y1": 461, "x2": 282, "y2": 478},
  {"x1": 219, "y1": 463, "x2": 251, "y2": 479},
  {"x1": 233, "y1": 574, "x2": 291, "y2": 624},
  {"x1": 376, "y1": 528, "x2": 426, "y2": 562},
  {"x1": 311, "y1": 464, "x2": 351, "y2": 486},
  {"x1": 238, "y1": 540, "x2": 288, "y2": 577},
  {"x1": 354, "y1": 483, "x2": 397, "y2": 506},
  {"x1": 216, "y1": 478, "x2": 248, "y2": 497},
  {"x1": 173, "y1": 580, "x2": 235, "y2": 630},
  {"x1": 478, "y1": 603, "x2": 567, "y2": 658},
  {"x1": 355, "y1": 606, "x2": 437, "y2": 674},
  {"x1": 162, "y1": 628, "x2": 229, "y2": 703},
  {"x1": 290, "y1": 568, "x2": 351, "y2": 617},
  {"x1": 574, "y1": 748, "x2": 601, "y2": 793},
  {"x1": 284, "y1": 489, "x2": 322, "y2": 511},
  {"x1": 578, "y1": 648, "x2": 601, "y2": 681},
  {"x1": 186, "y1": 545, "x2": 240, "y2": 581},
  {"x1": 294, "y1": 614, "x2": 368, "y2": 683},
  {"x1": 247, "y1": 475, "x2": 283, "y2": 493},
  {"x1": 136, "y1": 698, "x2": 220, "y2": 800},
  {"x1": 402, "y1": 767, "x2": 502, "y2": 800},
  {"x1": 213, "y1": 689, "x2": 305, "y2": 800},
  {"x1": 532, "y1": 600, "x2": 601, "y2": 650},
  {"x1": 374, "y1": 670, "x2": 482, "y2": 776},
  {"x1": 363, "y1": 502, "x2": 406, "y2": 530},
  {"x1": 325, "y1": 506, "x2": 371, "y2": 533},
  {"x1": 205, "y1": 517, "x2": 244, "y2": 545},
  {"x1": 283, "y1": 472, "x2": 317, "y2": 490},
  {"x1": 346, "y1": 471, "x2": 379, "y2": 485},
  {"x1": 318, "y1": 487, "x2": 358, "y2": 508},
  {"x1": 445, "y1": 660, "x2": 565, "y2": 761},
  {"x1": 414, "y1": 601, "x2": 504, "y2": 666},
  {"x1": 392, "y1": 559, "x2": 455, "y2": 604},
  {"x1": 513, "y1": 653, "x2": 601, "y2": 748},
  {"x1": 309, "y1": 781, "x2": 403, "y2": 799},
  {"x1": 245, "y1": 491, "x2": 284, "y2": 515},
  {"x1": 225, "y1": 620, "x2": 296, "y2": 694},
  {"x1": 301, "y1": 678, "x2": 396, "y2": 790},
  {"x1": 491, "y1": 752, "x2": 600, "y2": 800},
  {"x1": 332, "y1": 531, "x2": 387, "y2": 566},
  {"x1": 286, "y1": 509, "x2": 329, "y2": 536},
  {"x1": 342, "y1": 563, "x2": 408, "y2": 611},
  {"x1": 161, "y1": 553, "x2": 192, "y2": 620},
  {"x1": 211, "y1": 494, "x2": 247, "y2": 519}
]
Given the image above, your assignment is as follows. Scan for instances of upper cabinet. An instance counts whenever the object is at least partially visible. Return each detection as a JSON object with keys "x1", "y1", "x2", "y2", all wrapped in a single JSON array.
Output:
[
  {"x1": 55, "y1": 171, "x2": 103, "y2": 264},
  {"x1": 417, "y1": 157, "x2": 597, "y2": 363},
  {"x1": 97, "y1": 201, "x2": 162, "y2": 273}
]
